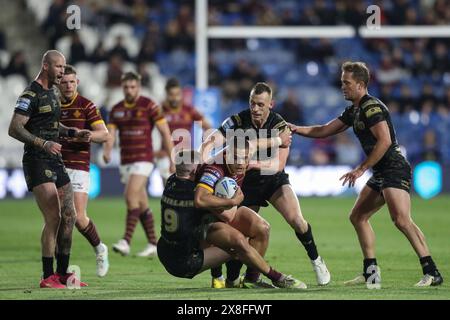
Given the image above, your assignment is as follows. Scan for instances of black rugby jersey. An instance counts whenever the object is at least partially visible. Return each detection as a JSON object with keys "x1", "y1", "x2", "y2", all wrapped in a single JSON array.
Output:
[
  {"x1": 160, "y1": 174, "x2": 203, "y2": 243},
  {"x1": 218, "y1": 109, "x2": 288, "y2": 161},
  {"x1": 14, "y1": 81, "x2": 61, "y2": 160},
  {"x1": 338, "y1": 94, "x2": 408, "y2": 171}
]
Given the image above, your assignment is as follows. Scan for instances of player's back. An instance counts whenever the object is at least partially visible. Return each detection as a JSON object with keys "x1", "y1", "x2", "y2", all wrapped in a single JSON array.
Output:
[{"x1": 160, "y1": 174, "x2": 203, "y2": 243}]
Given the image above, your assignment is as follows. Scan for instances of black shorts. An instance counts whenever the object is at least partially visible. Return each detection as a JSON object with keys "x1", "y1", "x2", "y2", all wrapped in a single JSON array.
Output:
[
  {"x1": 157, "y1": 237, "x2": 204, "y2": 279},
  {"x1": 241, "y1": 170, "x2": 290, "y2": 207},
  {"x1": 366, "y1": 162, "x2": 412, "y2": 194},
  {"x1": 22, "y1": 156, "x2": 70, "y2": 192}
]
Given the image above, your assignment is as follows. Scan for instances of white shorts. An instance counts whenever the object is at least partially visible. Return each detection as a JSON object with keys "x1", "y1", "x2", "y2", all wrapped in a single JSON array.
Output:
[
  {"x1": 155, "y1": 156, "x2": 172, "y2": 180},
  {"x1": 119, "y1": 161, "x2": 154, "y2": 184},
  {"x1": 66, "y1": 168, "x2": 90, "y2": 194}
]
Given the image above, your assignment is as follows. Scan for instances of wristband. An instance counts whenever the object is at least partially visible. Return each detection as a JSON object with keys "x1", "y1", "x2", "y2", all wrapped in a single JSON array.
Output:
[
  {"x1": 68, "y1": 129, "x2": 76, "y2": 137},
  {"x1": 33, "y1": 137, "x2": 45, "y2": 148},
  {"x1": 42, "y1": 141, "x2": 50, "y2": 149}
]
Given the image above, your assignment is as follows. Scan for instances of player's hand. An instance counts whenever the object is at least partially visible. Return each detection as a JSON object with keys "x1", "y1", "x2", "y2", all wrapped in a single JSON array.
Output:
[
  {"x1": 74, "y1": 129, "x2": 92, "y2": 142},
  {"x1": 287, "y1": 123, "x2": 298, "y2": 134},
  {"x1": 339, "y1": 166, "x2": 366, "y2": 187},
  {"x1": 230, "y1": 187, "x2": 244, "y2": 206},
  {"x1": 43, "y1": 141, "x2": 62, "y2": 156},
  {"x1": 279, "y1": 128, "x2": 292, "y2": 148},
  {"x1": 103, "y1": 151, "x2": 111, "y2": 164}
]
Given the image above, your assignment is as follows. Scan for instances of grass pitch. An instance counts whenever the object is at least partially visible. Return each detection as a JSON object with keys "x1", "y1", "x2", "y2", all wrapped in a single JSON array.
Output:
[{"x1": 0, "y1": 196, "x2": 449, "y2": 300}]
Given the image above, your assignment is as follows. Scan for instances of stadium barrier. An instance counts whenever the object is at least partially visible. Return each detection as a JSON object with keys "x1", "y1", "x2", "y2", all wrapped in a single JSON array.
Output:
[{"x1": 0, "y1": 162, "x2": 447, "y2": 199}]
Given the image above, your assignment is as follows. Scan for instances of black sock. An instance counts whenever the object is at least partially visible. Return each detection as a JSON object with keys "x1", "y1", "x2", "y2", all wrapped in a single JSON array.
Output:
[
  {"x1": 210, "y1": 265, "x2": 223, "y2": 278},
  {"x1": 295, "y1": 224, "x2": 319, "y2": 261},
  {"x1": 56, "y1": 253, "x2": 70, "y2": 275},
  {"x1": 226, "y1": 260, "x2": 243, "y2": 282},
  {"x1": 419, "y1": 256, "x2": 438, "y2": 275},
  {"x1": 42, "y1": 257, "x2": 54, "y2": 279},
  {"x1": 363, "y1": 258, "x2": 377, "y2": 280}
]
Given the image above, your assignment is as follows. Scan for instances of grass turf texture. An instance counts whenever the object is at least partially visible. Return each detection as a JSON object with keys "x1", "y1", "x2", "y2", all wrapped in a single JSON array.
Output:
[{"x1": 0, "y1": 196, "x2": 449, "y2": 300}]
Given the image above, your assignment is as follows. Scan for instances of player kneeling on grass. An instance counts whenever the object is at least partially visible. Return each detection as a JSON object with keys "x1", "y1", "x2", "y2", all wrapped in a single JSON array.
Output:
[{"x1": 157, "y1": 147, "x2": 306, "y2": 289}]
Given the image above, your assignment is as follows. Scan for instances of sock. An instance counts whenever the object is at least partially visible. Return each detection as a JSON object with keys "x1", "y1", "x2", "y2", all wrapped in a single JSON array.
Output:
[
  {"x1": 211, "y1": 266, "x2": 223, "y2": 278},
  {"x1": 42, "y1": 257, "x2": 54, "y2": 279},
  {"x1": 124, "y1": 208, "x2": 141, "y2": 244},
  {"x1": 363, "y1": 258, "x2": 377, "y2": 280},
  {"x1": 56, "y1": 253, "x2": 70, "y2": 275},
  {"x1": 79, "y1": 219, "x2": 101, "y2": 248},
  {"x1": 140, "y1": 209, "x2": 157, "y2": 245},
  {"x1": 226, "y1": 260, "x2": 243, "y2": 282},
  {"x1": 265, "y1": 267, "x2": 282, "y2": 282},
  {"x1": 420, "y1": 256, "x2": 438, "y2": 275},
  {"x1": 295, "y1": 224, "x2": 319, "y2": 261},
  {"x1": 244, "y1": 267, "x2": 260, "y2": 282}
]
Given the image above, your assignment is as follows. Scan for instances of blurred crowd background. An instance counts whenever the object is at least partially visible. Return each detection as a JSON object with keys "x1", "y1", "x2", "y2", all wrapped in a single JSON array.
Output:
[{"x1": 0, "y1": 0, "x2": 449, "y2": 168}]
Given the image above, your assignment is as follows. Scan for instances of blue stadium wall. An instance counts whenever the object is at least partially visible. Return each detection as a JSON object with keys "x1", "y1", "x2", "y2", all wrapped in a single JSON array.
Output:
[{"x1": 0, "y1": 162, "x2": 447, "y2": 200}]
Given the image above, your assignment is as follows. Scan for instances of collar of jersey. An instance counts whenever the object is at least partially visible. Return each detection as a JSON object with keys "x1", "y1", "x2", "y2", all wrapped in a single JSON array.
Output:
[
  {"x1": 356, "y1": 94, "x2": 371, "y2": 108},
  {"x1": 61, "y1": 92, "x2": 78, "y2": 107},
  {"x1": 124, "y1": 99, "x2": 138, "y2": 108}
]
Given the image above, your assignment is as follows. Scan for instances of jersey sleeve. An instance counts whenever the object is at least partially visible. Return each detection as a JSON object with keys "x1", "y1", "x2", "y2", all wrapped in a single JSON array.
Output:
[
  {"x1": 190, "y1": 106, "x2": 204, "y2": 122},
  {"x1": 148, "y1": 102, "x2": 165, "y2": 124},
  {"x1": 14, "y1": 88, "x2": 38, "y2": 117},
  {"x1": 218, "y1": 114, "x2": 240, "y2": 136},
  {"x1": 362, "y1": 103, "x2": 386, "y2": 128},
  {"x1": 85, "y1": 102, "x2": 104, "y2": 128},
  {"x1": 196, "y1": 165, "x2": 224, "y2": 193},
  {"x1": 272, "y1": 113, "x2": 289, "y2": 132},
  {"x1": 107, "y1": 107, "x2": 117, "y2": 128},
  {"x1": 338, "y1": 106, "x2": 355, "y2": 127}
]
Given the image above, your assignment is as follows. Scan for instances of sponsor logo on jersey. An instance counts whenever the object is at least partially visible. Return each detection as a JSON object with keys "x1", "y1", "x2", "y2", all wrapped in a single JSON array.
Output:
[
  {"x1": 39, "y1": 105, "x2": 52, "y2": 113},
  {"x1": 15, "y1": 97, "x2": 31, "y2": 111},
  {"x1": 221, "y1": 117, "x2": 235, "y2": 130},
  {"x1": 199, "y1": 172, "x2": 219, "y2": 187}
]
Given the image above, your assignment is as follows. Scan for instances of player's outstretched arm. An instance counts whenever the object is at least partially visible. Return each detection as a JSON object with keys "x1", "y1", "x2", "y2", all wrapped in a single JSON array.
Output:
[{"x1": 289, "y1": 118, "x2": 348, "y2": 138}]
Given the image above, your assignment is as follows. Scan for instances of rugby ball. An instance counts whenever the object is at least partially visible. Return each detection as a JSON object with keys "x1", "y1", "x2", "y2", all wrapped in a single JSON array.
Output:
[{"x1": 214, "y1": 177, "x2": 238, "y2": 199}]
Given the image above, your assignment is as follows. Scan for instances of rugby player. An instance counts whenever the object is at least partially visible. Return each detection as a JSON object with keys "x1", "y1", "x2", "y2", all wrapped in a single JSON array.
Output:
[
  {"x1": 289, "y1": 61, "x2": 443, "y2": 287},
  {"x1": 58, "y1": 64, "x2": 109, "y2": 277},
  {"x1": 202, "y1": 82, "x2": 331, "y2": 287},
  {"x1": 8, "y1": 50, "x2": 89, "y2": 288},
  {"x1": 103, "y1": 71, "x2": 174, "y2": 257}
]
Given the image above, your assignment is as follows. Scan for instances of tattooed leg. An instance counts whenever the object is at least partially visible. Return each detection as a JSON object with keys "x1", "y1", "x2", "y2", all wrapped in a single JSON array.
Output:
[{"x1": 56, "y1": 182, "x2": 76, "y2": 255}]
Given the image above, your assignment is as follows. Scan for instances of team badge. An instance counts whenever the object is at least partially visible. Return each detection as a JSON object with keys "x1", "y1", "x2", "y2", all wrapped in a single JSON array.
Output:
[{"x1": 45, "y1": 170, "x2": 53, "y2": 178}]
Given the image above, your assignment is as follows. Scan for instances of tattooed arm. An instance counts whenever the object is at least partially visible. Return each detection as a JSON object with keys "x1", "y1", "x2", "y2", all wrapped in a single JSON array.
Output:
[{"x1": 8, "y1": 113, "x2": 61, "y2": 155}]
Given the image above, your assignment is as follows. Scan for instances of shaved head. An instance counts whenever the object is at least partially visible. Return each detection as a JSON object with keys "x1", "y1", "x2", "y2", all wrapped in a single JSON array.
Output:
[
  {"x1": 42, "y1": 50, "x2": 65, "y2": 66},
  {"x1": 40, "y1": 50, "x2": 66, "y2": 86}
]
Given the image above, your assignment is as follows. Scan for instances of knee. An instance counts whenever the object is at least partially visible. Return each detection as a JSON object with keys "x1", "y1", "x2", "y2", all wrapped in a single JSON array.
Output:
[
  {"x1": 125, "y1": 194, "x2": 138, "y2": 208},
  {"x1": 232, "y1": 234, "x2": 250, "y2": 253},
  {"x1": 46, "y1": 211, "x2": 61, "y2": 227},
  {"x1": 256, "y1": 220, "x2": 270, "y2": 241},
  {"x1": 349, "y1": 210, "x2": 366, "y2": 226},
  {"x1": 392, "y1": 216, "x2": 412, "y2": 231}
]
